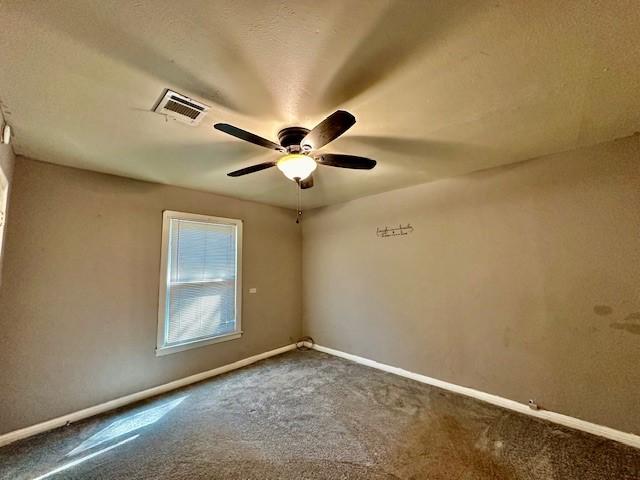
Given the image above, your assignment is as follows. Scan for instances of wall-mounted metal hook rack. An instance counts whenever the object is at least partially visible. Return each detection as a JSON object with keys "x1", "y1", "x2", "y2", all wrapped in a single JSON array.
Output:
[{"x1": 376, "y1": 223, "x2": 414, "y2": 238}]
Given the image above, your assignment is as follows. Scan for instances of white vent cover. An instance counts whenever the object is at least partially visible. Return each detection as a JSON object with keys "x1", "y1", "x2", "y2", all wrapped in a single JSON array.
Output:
[{"x1": 154, "y1": 90, "x2": 210, "y2": 125}]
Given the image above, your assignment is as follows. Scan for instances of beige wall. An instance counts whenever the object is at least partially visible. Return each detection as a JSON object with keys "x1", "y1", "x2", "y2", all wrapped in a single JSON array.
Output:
[
  {"x1": 302, "y1": 135, "x2": 640, "y2": 434},
  {"x1": 0, "y1": 157, "x2": 302, "y2": 434}
]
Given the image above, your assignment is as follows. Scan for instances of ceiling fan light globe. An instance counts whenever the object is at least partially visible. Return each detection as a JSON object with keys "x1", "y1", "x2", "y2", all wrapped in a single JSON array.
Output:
[{"x1": 276, "y1": 154, "x2": 317, "y2": 181}]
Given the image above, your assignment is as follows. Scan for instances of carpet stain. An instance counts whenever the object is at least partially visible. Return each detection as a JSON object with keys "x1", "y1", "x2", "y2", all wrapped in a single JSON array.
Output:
[{"x1": 392, "y1": 414, "x2": 519, "y2": 479}]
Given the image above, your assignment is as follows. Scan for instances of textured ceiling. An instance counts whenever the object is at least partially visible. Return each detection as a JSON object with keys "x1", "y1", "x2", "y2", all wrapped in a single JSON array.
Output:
[{"x1": 0, "y1": 0, "x2": 639, "y2": 209}]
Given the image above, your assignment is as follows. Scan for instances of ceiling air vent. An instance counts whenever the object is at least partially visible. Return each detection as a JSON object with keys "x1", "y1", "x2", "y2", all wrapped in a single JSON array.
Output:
[{"x1": 153, "y1": 90, "x2": 210, "y2": 126}]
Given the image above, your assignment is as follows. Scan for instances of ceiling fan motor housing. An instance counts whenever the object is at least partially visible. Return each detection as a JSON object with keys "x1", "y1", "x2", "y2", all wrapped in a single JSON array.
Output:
[{"x1": 278, "y1": 127, "x2": 310, "y2": 152}]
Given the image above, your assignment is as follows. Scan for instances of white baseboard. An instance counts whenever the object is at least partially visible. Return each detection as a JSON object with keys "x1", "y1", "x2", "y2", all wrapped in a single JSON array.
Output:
[
  {"x1": 3, "y1": 342, "x2": 638, "y2": 450},
  {"x1": 0, "y1": 343, "x2": 297, "y2": 448},
  {"x1": 308, "y1": 342, "x2": 640, "y2": 450}
]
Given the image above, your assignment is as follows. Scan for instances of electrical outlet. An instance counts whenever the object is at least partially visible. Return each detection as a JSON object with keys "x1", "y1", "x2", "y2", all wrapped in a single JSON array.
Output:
[
  {"x1": 528, "y1": 399, "x2": 539, "y2": 410},
  {"x1": 249, "y1": 288, "x2": 257, "y2": 294}
]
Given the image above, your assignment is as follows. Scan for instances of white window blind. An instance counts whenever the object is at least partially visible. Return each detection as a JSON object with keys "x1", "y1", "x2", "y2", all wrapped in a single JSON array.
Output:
[{"x1": 157, "y1": 211, "x2": 242, "y2": 355}]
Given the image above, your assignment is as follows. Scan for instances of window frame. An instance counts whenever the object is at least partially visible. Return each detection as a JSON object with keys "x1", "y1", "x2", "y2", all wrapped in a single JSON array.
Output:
[
  {"x1": 156, "y1": 210, "x2": 243, "y2": 356},
  {"x1": 0, "y1": 167, "x2": 9, "y2": 287}
]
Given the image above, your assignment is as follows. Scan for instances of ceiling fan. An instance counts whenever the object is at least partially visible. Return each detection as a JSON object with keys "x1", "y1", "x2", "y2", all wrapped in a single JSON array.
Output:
[{"x1": 213, "y1": 110, "x2": 377, "y2": 190}]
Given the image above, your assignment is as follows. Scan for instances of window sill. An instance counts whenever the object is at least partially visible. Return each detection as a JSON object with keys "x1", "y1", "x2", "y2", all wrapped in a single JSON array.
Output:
[{"x1": 155, "y1": 331, "x2": 242, "y2": 356}]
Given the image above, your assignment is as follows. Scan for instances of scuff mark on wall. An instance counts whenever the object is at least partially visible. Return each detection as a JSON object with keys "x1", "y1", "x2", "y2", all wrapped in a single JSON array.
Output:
[
  {"x1": 624, "y1": 312, "x2": 640, "y2": 322},
  {"x1": 595, "y1": 307, "x2": 640, "y2": 335},
  {"x1": 593, "y1": 305, "x2": 613, "y2": 316},
  {"x1": 610, "y1": 313, "x2": 640, "y2": 335},
  {"x1": 610, "y1": 322, "x2": 640, "y2": 335}
]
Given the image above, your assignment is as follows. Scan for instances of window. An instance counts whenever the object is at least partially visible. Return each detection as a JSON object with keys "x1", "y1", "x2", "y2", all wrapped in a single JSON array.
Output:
[
  {"x1": 0, "y1": 167, "x2": 9, "y2": 286},
  {"x1": 156, "y1": 211, "x2": 242, "y2": 355}
]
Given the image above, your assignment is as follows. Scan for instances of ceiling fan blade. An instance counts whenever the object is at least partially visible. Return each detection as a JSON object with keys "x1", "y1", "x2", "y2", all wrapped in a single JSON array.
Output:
[
  {"x1": 227, "y1": 161, "x2": 276, "y2": 177},
  {"x1": 300, "y1": 175, "x2": 314, "y2": 189},
  {"x1": 301, "y1": 110, "x2": 356, "y2": 150},
  {"x1": 315, "y1": 154, "x2": 376, "y2": 170},
  {"x1": 214, "y1": 123, "x2": 284, "y2": 151}
]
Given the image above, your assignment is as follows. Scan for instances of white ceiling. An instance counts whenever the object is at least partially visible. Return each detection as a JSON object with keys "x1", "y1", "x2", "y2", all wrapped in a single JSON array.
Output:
[{"x1": 0, "y1": 1, "x2": 639, "y2": 209}]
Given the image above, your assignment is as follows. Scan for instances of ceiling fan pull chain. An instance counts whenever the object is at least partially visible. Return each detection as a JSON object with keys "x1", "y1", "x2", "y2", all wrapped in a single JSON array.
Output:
[{"x1": 296, "y1": 179, "x2": 302, "y2": 224}]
